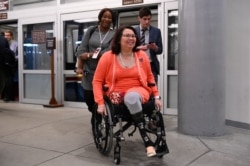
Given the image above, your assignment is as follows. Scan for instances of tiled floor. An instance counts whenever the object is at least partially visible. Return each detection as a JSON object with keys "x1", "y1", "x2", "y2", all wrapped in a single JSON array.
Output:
[{"x1": 0, "y1": 102, "x2": 250, "y2": 166}]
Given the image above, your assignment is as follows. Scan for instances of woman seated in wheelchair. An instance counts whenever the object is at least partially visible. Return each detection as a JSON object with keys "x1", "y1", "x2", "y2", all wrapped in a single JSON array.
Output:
[{"x1": 92, "y1": 25, "x2": 162, "y2": 157}]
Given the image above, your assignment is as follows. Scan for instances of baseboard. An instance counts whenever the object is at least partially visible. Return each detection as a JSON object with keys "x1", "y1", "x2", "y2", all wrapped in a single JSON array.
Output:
[{"x1": 226, "y1": 119, "x2": 250, "y2": 130}]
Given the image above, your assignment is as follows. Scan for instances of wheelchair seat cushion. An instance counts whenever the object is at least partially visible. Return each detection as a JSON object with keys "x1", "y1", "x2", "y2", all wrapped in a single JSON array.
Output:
[
  {"x1": 112, "y1": 98, "x2": 156, "y2": 117},
  {"x1": 109, "y1": 91, "x2": 125, "y2": 104}
]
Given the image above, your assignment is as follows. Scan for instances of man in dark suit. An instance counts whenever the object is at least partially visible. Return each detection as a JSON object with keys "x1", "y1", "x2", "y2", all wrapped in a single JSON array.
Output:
[
  {"x1": 135, "y1": 7, "x2": 163, "y2": 84},
  {"x1": 0, "y1": 35, "x2": 10, "y2": 95}
]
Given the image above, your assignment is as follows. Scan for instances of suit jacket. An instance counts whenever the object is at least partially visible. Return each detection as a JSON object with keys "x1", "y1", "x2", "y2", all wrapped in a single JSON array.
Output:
[
  {"x1": 0, "y1": 35, "x2": 9, "y2": 49},
  {"x1": 0, "y1": 35, "x2": 10, "y2": 93},
  {"x1": 0, "y1": 35, "x2": 10, "y2": 66},
  {"x1": 135, "y1": 25, "x2": 163, "y2": 74}
]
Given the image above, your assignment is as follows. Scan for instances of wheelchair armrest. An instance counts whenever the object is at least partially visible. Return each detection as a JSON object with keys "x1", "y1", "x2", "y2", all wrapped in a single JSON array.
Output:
[
  {"x1": 142, "y1": 98, "x2": 156, "y2": 115},
  {"x1": 103, "y1": 93, "x2": 157, "y2": 120},
  {"x1": 147, "y1": 83, "x2": 156, "y2": 87},
  {"x1": 103, "y1": 83, "x2": 155, "y2": 92},
  {"x1": 103, "y1": 85, "x2": 109, "y2": 92}
]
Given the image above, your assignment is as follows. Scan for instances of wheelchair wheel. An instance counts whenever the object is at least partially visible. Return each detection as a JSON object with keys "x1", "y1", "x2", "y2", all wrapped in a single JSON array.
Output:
[{"x1": 92, "y1": 102, "x2": 114, "y2": 155}]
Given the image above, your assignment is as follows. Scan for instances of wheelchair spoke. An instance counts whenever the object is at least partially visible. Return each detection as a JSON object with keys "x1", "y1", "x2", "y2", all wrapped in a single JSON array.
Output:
[{"x1": 92, "y1": 102, "x2": 114, "y2": 156}]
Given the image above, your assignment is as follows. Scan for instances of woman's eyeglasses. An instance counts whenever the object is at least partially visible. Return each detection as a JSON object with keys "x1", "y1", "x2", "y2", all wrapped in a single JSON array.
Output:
[{"x1": 122, "y1": 34, "x2": 136, "y2": 38}]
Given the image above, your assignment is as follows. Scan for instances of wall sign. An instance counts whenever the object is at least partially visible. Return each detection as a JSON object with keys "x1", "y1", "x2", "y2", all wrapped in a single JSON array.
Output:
[
  {"x1": 122, "y1": 0, "x2": 143, "y2": 5},
  {"x1": 0, "y1": 12, "x2": 7, "y2": 19},
  {"x1": 32, "y1": 30, "x2": 46, "y2": 44},
  {"x1": 0, "y1": 0, "x2": 9, "y2": 11},
  {"x1": 46, "y1": 37, "x2": 56, "y2": 49}
]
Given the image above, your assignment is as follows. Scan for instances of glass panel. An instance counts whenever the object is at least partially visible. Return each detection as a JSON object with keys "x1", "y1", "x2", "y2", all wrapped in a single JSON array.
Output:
[
  {"x1": 23, "y1": 23, "x2": 53, "y2": 70},
  {"x1": 168, "y1": 10, "x2": 179, "y2": 70},
  {"x1": 64, "y1": 74, "x2": 84, "y2": 102},
  {"x1": 63, "y1": 21, "x2": 97, "y2": 70},
  {"x1": 63, "y1": 20, "x2": 97, "y2": 102},
  {"x1": 167, "y1": 75, "x2": 178, "y2": 108},
  {"x1": 23, "y1": 74, "x2": 50, "y2": 99}
]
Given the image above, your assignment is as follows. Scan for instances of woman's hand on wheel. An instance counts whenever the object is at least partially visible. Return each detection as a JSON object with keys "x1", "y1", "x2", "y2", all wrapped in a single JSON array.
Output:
[
  {"x1": 154, "y1": 99, "x2": 162, "y2": 111},
  {"x1": 97, "y1": 105, "x2": 107, "y2": 116}
]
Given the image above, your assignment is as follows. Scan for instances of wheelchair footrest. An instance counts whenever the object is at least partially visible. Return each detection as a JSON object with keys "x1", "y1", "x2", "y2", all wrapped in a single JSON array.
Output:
[
  {"x1": 156, "y1": 139, "x2": 169, "y2": 156},
  {"x1": 156, "y1": 150, "x2": 169, "y2": 157}
]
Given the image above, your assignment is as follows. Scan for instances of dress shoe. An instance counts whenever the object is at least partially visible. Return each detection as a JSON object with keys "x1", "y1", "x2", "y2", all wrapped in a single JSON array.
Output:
[{"x1": 3, "y1": 98, "x2": 10, "y2": 102}]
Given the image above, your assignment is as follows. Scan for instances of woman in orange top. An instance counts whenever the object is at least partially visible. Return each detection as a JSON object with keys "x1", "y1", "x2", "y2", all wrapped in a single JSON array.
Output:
[{"x1": 92, "y1": 25, "x2": 162, "y2": 157}]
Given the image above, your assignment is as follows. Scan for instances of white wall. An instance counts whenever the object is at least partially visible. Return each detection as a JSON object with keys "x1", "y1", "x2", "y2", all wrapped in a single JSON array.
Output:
[{"x1": 225, "y1": 0, "x2": 250, "y2": 125}]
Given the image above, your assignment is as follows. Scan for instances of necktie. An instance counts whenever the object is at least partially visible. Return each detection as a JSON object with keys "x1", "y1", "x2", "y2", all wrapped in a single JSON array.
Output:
[{"x1": 140, "y1": 29, "x2": 146, "y2": 45}]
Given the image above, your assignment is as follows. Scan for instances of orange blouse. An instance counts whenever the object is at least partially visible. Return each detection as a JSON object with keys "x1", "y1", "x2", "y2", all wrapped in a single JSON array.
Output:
[
  {"x1": 92, "y1": 50, "x2": 159, "y2": 105},
  {"x1": 114, "y1": 61, "x2": 150, "y2": 103}
]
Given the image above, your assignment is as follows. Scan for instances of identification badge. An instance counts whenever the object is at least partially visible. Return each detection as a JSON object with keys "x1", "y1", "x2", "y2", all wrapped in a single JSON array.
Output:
[{"x1": 92, "y1": 47, "x2": 101, "y2": 59}]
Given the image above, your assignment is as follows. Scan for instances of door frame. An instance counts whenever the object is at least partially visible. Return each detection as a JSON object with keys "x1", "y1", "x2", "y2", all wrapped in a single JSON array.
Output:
[
  {"x1": 60, "y1": 10, "x2": 99, "y2": 108},
  {"x1": 18, "y1": 15, "x2": 58, "y2": 105},
  {"x1": 162, "y1": 1, "x2": 178, "y2": 115}
]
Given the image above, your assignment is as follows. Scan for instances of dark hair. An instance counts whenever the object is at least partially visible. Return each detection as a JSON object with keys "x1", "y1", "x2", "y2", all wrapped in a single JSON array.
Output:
[
  {"x1": 98, "y1": 8, "x2": 116, "y2": 28},
  {"x1": 5, "y1": 30, "x2": 13, "y2": 37},
  {"x1": 111, "y1": 25, "x2": 140, "y2": 55},
  {"x1": 138, "y1": 7, "x2": 152, "y2": 18}
]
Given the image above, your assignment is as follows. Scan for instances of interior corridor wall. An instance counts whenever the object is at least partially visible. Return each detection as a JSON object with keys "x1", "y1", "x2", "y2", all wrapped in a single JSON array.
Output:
[{"x1": 224, "y1": 0, "x2": 250, "y2": 128}]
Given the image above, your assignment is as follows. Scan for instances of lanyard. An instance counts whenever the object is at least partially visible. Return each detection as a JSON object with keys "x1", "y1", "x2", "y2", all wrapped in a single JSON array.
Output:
[{"x1": 98, "y1": 26, "x2": 110, "y2": 46}]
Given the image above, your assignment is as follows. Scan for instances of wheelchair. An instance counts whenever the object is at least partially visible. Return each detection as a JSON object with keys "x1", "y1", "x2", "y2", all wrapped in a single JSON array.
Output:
[{"x1": 92, "y1": 95, "x2": 169, "y2": 165}]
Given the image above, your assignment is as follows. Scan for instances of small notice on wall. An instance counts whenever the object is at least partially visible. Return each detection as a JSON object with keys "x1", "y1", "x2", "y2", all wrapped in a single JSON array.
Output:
[
  {"x1": 32, "y1": 30, "x2": 46, "y2": 44},
  {"x1": 46, "y1": 37, "x2": 56, "y2": 49},
  {"x1": 0, "y1": 12, "x2": 7, "y2": 19},
  {"x1": 0, "y1": 0, "x2": 9, "y2": 11},
  {"x1": 122, "y1": 0, "x2": 143, "y2": 5}
]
